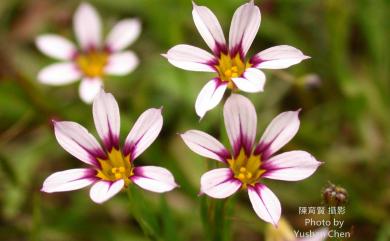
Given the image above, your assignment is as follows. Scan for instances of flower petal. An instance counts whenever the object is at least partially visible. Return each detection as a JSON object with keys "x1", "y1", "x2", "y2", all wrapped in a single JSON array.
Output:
[
  {"x1": 200, "y1": 168, "x2": 241, "y2": 199},
  {"x1": 131, "y1": 166, "x2": 178, "y2": 193},
  {"x1": 229, "y1": 0, "x2": 260, "y2": 56},
  {"x1": 93, "y1": 90, "x2": 120, "y2": 150},
  {"x1": 248, "y1": 184, "x2": 281, "y2": 226},
  {"x1": 192, "y1": 2, "x2": 226, "y2": 53},
  {"x1": 231, "y1": 68, "x2": 265, "y2": 93},
  {"x1": 255, "y1": 110, "x2": 300, "y2": 158},
  {"x1": 38, "y1": 62, "x2": 81, "y2": 85},
  {"x1": 223, "y1": 94, "x2": 257, "y2": 156},
  {"x1": 180, "y1": 130, "x2": 230, "y2": 163},
  {"x1": 53, "y1": 121, "x2": 105, "y2": 166},
  {"x1": 195, "y1": 79, "x2": 227, "y2": 118},
  {"x1": 163, "y1": 44, "x2": 216, "y2": 72},
  {"x1": 89, "y1": 179, "x2": 124, "y2": 204},
  {"x1": 41, "y1": 168, "x2": 96, "y2": 193},
  {"x1": 252, "y1": 45, "x2": 310, "y2": 69},
  {"x1": 104, "y1": 51, "x2": 138, "y2": 75},
  {"x1": 73, "y1": 3, "x2": 102, "y2": 49},
  {"x1": 106, "y1": 18, "x2": 141, "y2": 52},
  {"x1": 262, "y1": 151, "x2": 322, "y2": 181},
  {"x1": 35, "y1": 34, "x2": 76, "y2": 60},
  {"x1": 123, "y1": 108, "x2": 163, "y2": 160},
  {"x1": 79, "y1": 77, "x2": 103, "y2": 104}
]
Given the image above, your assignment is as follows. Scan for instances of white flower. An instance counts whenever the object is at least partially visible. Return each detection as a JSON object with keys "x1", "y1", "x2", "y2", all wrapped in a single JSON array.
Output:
[
  {"x1": 181, "y1": 94, "x2": 321, "y2": 225},
  {"x1": 41, "y1": 90, "x2": 177, "y2": 203},
  {"x1": 164, "y1": 1, "x2": 309, "y2": 118},
  {"x1": 36, "y1": 3, "x2": 140, "y2": 103}
]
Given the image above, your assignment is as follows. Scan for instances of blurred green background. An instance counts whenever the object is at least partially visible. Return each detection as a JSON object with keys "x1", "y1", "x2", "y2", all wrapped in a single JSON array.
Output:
[{"x1": 0, "y1": 0, "x2": 389, "y2": 240}]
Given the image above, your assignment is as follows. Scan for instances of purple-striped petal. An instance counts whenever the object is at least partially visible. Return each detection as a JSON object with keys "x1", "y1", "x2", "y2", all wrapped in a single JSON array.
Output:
[
  {"x1": 38, "y1": 62, "x2": 81, "y2": 85},
  {"x1": 93, "y1": 90, "x2": 120, "y2": 151},
  {"x1": 53, "y1": 121, "x2": 105, "y2": 166},
  {"x1": 255, "y1": 110, "x2": 300, "y2": 158},
  {"x1": 123, "y1": 108, "x2": 163, "y2": 160},
  {"x1": 41, "y1": 168, "x2": 96, "y2": 193},
  {"x1": 104, "y1": 51, "x2": 138, "y2": 75},
  {"x1": 163, "y1": 44, "x2": 216, "y2": 72},
  {"x1": 192, "y1": 2, "x2": 226, "y2": 54},
  {"x1": 35, "y1": 34, "x2": 76, "y2": 60},
  {"x1": 223, "y1": 94, "x2": 257, "y2": 156},
  {"x1": 231, "y1": 68, "x2": 265, "y2": 93},
  {"x1": 73, "y1": 3, "x2": 102, "y2": 49},
  {"x1": 195, "y1": 79, "x2": 227, "y2": 118},
  {"x1": 105, "y1": 18, "x2": 141, "y2": 52},
  {"x1": 131, "y1": 166, "x2": 178, "y2": 193},
  {"x1": 248, "y1": 184, "x2": 281, "y2": 226},
  {"x1": 89, "y1": 179, "x2": 124, "y2": 204},
  {"x1": 200, "y1": 168, "x2": 241, "y2": 199},
  {"x1": 180, "y1": 130, "x2": 230, "y2": 163},
  {"x1": 79, "y1": 77, "x2": 103, "y2": 104},
  {"x1": 251, "y1": 45, "x2": 310, "y2": 69},
  {"x1": 262, "y1": 151, "x2": 322, "y2": 181},
  {"x1": 229, "y1": 0, "x2": 260, "y2": 56}
]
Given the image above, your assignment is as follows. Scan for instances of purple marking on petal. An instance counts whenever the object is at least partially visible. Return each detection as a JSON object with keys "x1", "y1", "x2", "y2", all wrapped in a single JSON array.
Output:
[
  {"x1": 102, "y1": 116, "x2": 120, "y2": 151},
  {"x1": 213, "y1": 43, "x2": 228, "y2": 58},
  {"x1": 232, "y1": 122, "x2": 254, "y2": 158},
  {"x1": 253, "y1": 142, "x2": 272, "y2": 160},
  {"x1": 249, "y1": 54, "x2": 262, "y2": 67},
  {"x1": 229, "y1": 42, "x2": 245, "y2": 59}
]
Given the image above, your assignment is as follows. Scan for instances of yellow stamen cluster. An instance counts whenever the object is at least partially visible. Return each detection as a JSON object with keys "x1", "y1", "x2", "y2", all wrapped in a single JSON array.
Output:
[
  {"x1": 227, "y1": 148, "x2": 265, "y2": 188},
  {"x1": 75, "y1": 50, "x2": 108, "y2": 78},
  {"x1": 215, "y1": 53, "x2": 251, "y2": 89},
  {"x1": 96, "y1": 148, "x2": 133, "y2": 186}
]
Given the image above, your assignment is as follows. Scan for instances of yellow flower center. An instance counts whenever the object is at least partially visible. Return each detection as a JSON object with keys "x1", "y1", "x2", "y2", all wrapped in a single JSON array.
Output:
[
  {"x1": 227, "y1": 148, "x2": 265, "y2": 188},
  {"x1": 215, "y1": 53, "x2": 251, "y2": 89},
  {"x1": 96, "y1": 148, "x2": 133, "y2": 186},
  {"x1": 75, "y1": 50, "x2": 108, "y2": 78}
]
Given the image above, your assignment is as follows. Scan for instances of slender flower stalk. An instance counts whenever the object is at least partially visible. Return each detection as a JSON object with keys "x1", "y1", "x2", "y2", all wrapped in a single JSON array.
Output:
[
  {"x1": 36, "y1": 3, "x2": 140, "y2": 103},
  {"x1": 164, "y1": 1, "x2": 309, "y2": 118},
  {"x1": 41, "y1": 90, "x2": 178, "y2": 203},
  {"x1": 181, "y1": 94, "x2": 322, "y2": 225}
]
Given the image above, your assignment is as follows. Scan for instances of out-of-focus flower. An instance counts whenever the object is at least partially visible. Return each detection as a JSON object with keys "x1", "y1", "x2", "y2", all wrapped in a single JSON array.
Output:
[
  {"x1": 266, "y1": 218, "x2": 328, "y2": 241},
  {"x1": 181, "y1": 94, "x2": 321, "y2": 225},
  {"x1": 41, "y1": 90, "x2": 177, "y2": 203},
  {"x1": 36, "y1": 3, "x2": 140, "y2": 103},
  {"x1": 164, "y1": 1, "x2": 309, "y2": 118}
]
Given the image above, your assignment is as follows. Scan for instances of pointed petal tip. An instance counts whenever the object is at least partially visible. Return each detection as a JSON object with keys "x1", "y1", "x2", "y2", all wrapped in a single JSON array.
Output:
[
  {"x1": 161, "y1": 53, "x2": 168, "y2": 58},
  {"x1": 192, "y1": 1, "x2": 198, "y2": 8},
  {"x1": 303, "y1": 55, "x2": 311, "y2": 60}
]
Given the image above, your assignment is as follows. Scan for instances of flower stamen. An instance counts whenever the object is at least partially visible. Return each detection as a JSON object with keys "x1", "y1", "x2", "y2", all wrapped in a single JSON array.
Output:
[
  {"x1": 75, "y1": 50, "x2": 108, "y2": 78},
  {"x1": 215, "y1": 53, "x2": 251, "y2": 89}
]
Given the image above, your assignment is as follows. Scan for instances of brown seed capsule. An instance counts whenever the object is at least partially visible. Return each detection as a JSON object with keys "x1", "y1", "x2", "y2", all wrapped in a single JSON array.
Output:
[{"x1": 322, "y1": 182, "x2": 348, "y2": 206}]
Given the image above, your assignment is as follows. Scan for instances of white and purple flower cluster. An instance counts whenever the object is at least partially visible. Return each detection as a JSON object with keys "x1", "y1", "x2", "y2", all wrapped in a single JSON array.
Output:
[{"x1": 39, "y1": 1, "x2": 322, "y2": 227}]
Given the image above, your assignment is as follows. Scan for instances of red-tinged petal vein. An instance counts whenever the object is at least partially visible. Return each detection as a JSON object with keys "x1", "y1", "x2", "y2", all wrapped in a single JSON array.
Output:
[
  {"x1": 123, "y1": 108, "x2": 163, "y2": 160},
  {"x1": 231, "y1": 68, "x2": 265, "y2": 93},
  {"x1": 200, "y1": 168, "x2": 241, "y2": 199},
  {"x1": 251, "y1": 45, "x2": 310, "y2": 69},
  {"x1": 192, "y1": 2, "x2": 226, "y2": 54},
  {"x1": 195, "y1": 79, "x2": 227, "y2": 118},
  {"x1": 41, "y1": 168, "x2": 97, "y2": 193},
  {"x1": 223, "y1": 94, "x2": 257, "y2": 157},
  {"x1": 180, "y1": 130, "x2": 230, "y2": 163},
  {"x1": 131, "y1": 166, "x2": 178, "y2": 193},
  {"x1": 93, "y1": 90, "x2": 120, "y2": 151},
  {"x1": 54, "y1": 121, "x2": 105, "y2": 166},
  {"x1": 89, "y1": 179, "x2": 124, "y2": 204},
  {"x1": 262, "y1": 151, "x2": 322, "y2": 181},
  {"x1": 104, "y1": 51, "x2": 138, "y2": 75},
  {"x1": 164, "y1": 44, "x2": 216, "y2": 72},
  {"x1": 255, "y1": 110, "x2": 300, "y2": 159},
  {"x1": 229, "y1": 0, "x2": 261, "y2": 57},
  {"x1": 248, "y1": 184, "x2": 281, "y2": 226},
  {"x1": 79, "y1": 77, "x2": 103, "y2": 104},
  {"x1": 73, "y1": 3, "x2": 102, "y2": 49},
  {"x1": 35, "y1": 34, "x2": 77, "y2": 60},
  {"x1": 105, "y1": 18, "x2": 141, "y2": 52}
]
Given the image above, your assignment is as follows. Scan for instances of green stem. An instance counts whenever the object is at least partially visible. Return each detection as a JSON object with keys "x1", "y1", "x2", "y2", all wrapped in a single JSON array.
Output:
[{"x1": 126, "y1": 187, "x2": 159, "y2": 241}]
